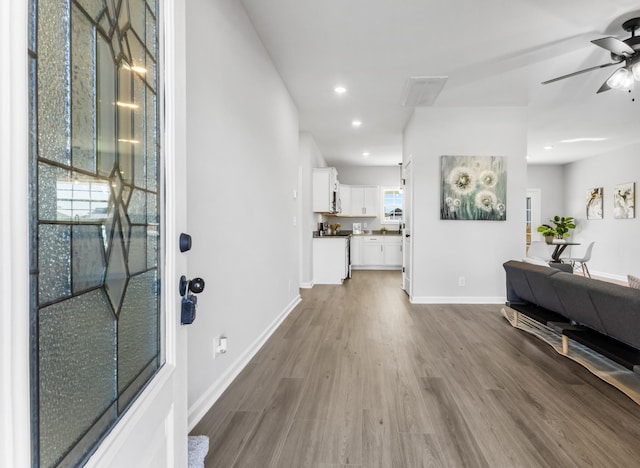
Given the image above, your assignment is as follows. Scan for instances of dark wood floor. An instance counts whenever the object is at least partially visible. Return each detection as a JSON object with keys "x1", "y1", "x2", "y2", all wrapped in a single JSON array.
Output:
[{"x1": 191, "y1": 270, "x2": 640, "y2": 467}]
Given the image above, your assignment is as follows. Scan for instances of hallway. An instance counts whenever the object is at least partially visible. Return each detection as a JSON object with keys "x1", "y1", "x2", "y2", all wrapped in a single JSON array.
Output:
[{"x1": 192, "y1": 270, "x2": 640, "y2": 467}]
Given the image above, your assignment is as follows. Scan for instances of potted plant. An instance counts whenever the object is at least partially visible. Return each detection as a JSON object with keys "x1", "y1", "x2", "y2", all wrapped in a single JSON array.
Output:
[
  {"x1": 537, "y1": 216, "x2": 576, "y2": 244},
  {"x1": 537, "y1": 226, "x2": 557, "y2": 244}
]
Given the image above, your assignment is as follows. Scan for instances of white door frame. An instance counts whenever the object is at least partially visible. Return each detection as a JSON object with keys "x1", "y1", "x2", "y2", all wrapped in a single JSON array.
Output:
[
  {"x1": 0, "y1": 1, "x2": 31, "y2": 466},
  {"x1": 402, "y1": 159, "x2": 413, "y2": 298},
  {"x1": 527, "y1": 188, "x2": 542, "y2": 245},
  {"x1": 0, "y1": 1, "x2": 190, "y2": 466}
]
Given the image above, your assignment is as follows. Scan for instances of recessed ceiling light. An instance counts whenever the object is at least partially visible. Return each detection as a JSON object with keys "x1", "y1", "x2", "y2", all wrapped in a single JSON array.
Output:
[
  {"x1": 352, "y1": 120, "x2": 362, "y2": 127},
  {"x1": 543, "y1": 145, "x2": 553, "y2": 150},
  {"x1": 334, "y1": 86, "x2": 347, "y2": 94},
  {"x1": 363, "y1": 152, "x2": 370, "y2": 157},
  {"x1": 560, "y1": 137, "x2": 607, "y2": 144}
]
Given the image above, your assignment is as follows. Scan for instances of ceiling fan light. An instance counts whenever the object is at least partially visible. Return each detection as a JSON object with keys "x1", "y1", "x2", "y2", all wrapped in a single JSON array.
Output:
[
  {"x1": 622, "y1": 74, "x2": 635, "y2": 89},
  {"x1": 606, "y1": 67, "x2": 630, "y2": 88},
  {"x1": 632, "y1": 62, "x2": 640, "y2": 81}
]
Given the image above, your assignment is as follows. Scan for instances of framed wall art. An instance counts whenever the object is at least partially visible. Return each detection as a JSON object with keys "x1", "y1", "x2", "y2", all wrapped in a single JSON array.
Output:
[
  {"x1": 440, "y1": 155, "x2": 507, "y2": 221},
  {"x1": 586, "y1": 187, "x2": 603, "y2": 220},
  {"x1": 613, "y1": 182, "x2": 635, "y2": 219}
]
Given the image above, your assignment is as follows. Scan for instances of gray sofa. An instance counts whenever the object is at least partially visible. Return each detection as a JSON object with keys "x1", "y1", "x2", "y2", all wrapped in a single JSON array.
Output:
[{"x1": 503, "y1": 260, "x2": 640, "y2": 372}]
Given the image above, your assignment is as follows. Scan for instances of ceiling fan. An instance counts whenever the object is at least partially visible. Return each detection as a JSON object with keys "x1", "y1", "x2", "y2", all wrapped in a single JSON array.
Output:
[{"x1": 542, "y1": 17, "x2": 640, "y2": 93}]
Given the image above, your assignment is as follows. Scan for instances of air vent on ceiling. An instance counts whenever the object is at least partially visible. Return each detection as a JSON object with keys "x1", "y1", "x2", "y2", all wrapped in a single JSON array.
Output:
[{"x1": 400, "y1": 76, "x2": 448, "y2": 107}]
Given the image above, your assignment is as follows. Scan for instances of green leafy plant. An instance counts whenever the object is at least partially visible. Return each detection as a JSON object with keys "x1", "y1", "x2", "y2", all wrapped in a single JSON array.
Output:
[
  {"x1": 537, "y1": 216, "x2": 576, "y2": 239},
  {"x1": 537, "y1": 226, "x2": 557, "y2": 238}
]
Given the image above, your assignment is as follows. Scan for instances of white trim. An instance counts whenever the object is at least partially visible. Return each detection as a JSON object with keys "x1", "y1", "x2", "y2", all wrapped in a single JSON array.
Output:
[
  {"x1": 590, "y1": 270, "x2": 627, "y2": 284},
  {"x1": 410, "y1": 296, "x2": 505, "y2": 304},
  {"x1": 352, "y1": 266, "x2": 402, "y2": 271},
  {"x1": 0, "y1": 1, "x2": 31, "y2": 467},
  {"x1": 526, "y1": 188, "x2": 542, "y2": 245},
  {"x1": 300, "y1": 282, "x2": 314, "y2": 289},
  {"x1": 84, "y1": 365, "x2": 176, "y2": 467},
  {"x1": 187, "y1": 294, "x2": 302, "y2": 430}
]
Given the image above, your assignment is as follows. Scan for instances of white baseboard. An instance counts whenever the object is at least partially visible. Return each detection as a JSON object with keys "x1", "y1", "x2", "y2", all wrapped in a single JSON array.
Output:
[
  {"x1": 300, "y1": 282, "x2": 314, "y2": 289},
  {"x1": 187, "y1": 294, "x2": 302, "y2": 430},
  {"x1": 590, "y1": 270, "x2": 627, "y2": 284},
  {"x1": 410, "y1": 296, "x2": 505, "y2": 304}
]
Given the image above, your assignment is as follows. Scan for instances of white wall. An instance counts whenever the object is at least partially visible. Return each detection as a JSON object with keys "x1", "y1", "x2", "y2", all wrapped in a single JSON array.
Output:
[
  {"x1": 300, "y1": 133, "x2": 327, "y2": 287},
  {"x1": 335, "y1": 165, "x2": 403, "y2": 231},
  {"x1": 185, "y1": 0, "x2": 300, "y2": 426},
  {"x1": 403, "y1": 107, "x2": 527, "y2": 303},
  {"x1": 563, "y1": 143, "x2": 640, "y2": 279},
  {"x1": 527, "y1": 164, "x2": 565, "y2": 225}
]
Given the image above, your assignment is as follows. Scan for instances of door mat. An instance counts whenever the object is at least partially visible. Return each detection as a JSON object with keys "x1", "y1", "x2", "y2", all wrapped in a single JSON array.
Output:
[
  {"x1": 501, "y1": 307, "x2": 640, "y2": 405},
  {"x1": 188, "y1": 435, "x2": 209, "y2": 468}
]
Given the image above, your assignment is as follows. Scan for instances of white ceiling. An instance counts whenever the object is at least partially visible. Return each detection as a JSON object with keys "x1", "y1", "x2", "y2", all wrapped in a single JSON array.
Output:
[{"x1": 240, "y1": 0, "x2": 640, "y2": 166}]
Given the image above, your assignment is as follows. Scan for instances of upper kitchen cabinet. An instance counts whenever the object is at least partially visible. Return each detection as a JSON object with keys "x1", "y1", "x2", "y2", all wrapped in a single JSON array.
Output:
[
  {"x1": 350, "y1": 186, "x2": 378, "y2": 217},
  {"x1": 339, "y1": 185, "x2": 351, "y2": 216},
  {"x1": 313, "y1": 167, "x2": 340, "y2": 213}
]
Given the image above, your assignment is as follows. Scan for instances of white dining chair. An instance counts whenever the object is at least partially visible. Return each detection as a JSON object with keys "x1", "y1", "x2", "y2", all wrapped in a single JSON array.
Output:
[{"x1": 563, "y1": 241, "x2": 595, "y2": 278}]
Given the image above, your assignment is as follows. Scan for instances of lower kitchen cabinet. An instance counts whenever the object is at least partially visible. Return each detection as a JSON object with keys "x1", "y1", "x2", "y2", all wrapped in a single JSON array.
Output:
[
  {"x1": 352, "y1": 234, "x2": 402, "y2": 269},
  {"x1": 350, "y1": 235, "x2": 363, "y2": 265},
  {"x1": 363, "y1": 238, "x2": 384, "y2": 265},
  {"x1": 313, "y1": 237, "x2": 349, "y2": 284},
  {"x1": 384, "y1": 236, "x2": 403, "y2": 266}
]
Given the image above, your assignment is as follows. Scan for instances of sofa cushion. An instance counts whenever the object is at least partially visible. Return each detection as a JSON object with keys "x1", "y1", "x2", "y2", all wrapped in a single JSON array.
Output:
[
  {"x1": 587, "y1": 280, "x2": 640, "y2": 349},
  {"x1": 503, "y1": 260, "x2": 563, "y2": 312},
  {"x1": 551, "y1": 274, "x2": 606, "y2": 333}
]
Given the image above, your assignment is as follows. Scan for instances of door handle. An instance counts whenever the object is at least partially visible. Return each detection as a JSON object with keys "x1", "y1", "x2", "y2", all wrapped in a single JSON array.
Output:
[
  {"x1": 180, "y1": 275, "x2": 206, "y2": 325},
  {"x1": 405, "y1": 234, "x2": 411, "y2": 237}
]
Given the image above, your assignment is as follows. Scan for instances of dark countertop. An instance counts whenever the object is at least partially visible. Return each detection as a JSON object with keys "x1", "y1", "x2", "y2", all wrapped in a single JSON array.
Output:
[{"x1": 313, "y1": 230, "x2": 402, "y2": 238}]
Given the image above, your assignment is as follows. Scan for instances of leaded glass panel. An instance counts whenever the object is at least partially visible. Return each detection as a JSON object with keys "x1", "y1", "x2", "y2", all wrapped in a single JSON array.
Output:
[
  {"x1": 37, "y1": 0, "x2": 71, "y2": 166},
  {"x1": 30, "y1": 0, "x2": 162, "y2": 465},
  {"x1": 39, "y1": 291, "x2": 116, "y2": 467},
  {"x1": 71, "y1": 2, "x2": 97, "y2": 172}
]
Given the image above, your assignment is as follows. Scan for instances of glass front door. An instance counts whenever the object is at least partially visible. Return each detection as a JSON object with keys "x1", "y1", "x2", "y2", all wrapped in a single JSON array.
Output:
[{"x1": 29, "y1": 0, "x2": 162, "y2": 465}]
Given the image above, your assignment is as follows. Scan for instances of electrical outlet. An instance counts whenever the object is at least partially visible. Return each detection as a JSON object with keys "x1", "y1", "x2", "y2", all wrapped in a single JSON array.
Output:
[{"x1": 458, "y1": 276, "x2": 466, "y2": 287}]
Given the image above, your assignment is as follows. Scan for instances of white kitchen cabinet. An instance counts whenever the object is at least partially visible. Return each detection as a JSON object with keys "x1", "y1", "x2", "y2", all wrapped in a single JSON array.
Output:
[
  {"x1": 350, "y1": 186, "x2": 378, "y2": 216},
  {"x1": 383, "y1": 236, "x2": 403, "y2": 266},
  {"x1": 313, "y1": 237, "x2": 349, "y2": 284},
  {"x1": 313, "y1": 167, "x2": 339, "y2": 213},
  {"x1": 350, "y1": 235, "x2": 363, "y2": 266},
  {"x1": 362, "y1": 236, "x2": 384, "y2": 265},
  {"x1": 352, "y1": 234, "x2": 402, "y2": 269},
  {"x1": 339, "y1": 184, "x2": 351, "y2": 216}
]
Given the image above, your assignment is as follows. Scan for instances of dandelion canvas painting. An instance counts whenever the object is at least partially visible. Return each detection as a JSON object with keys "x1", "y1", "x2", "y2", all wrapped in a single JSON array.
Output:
[
  {"x1": 613, "y1": 182, "x2": 635, "y2": 219},
  {"x1": 440, "y1": 155, "x2": 507, "y2": 221}
]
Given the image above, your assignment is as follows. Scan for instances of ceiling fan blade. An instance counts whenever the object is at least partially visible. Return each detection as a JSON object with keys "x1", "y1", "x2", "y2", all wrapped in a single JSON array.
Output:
[
  {"x1": 596, "y1": 79, "x2": 612, "y2": 94},
  {"x1": 541, "y1": 61, "x2": 621, "y2": 85},
  {"x1": 591, "y1": 37, "x2": 635, "y2": 57}
]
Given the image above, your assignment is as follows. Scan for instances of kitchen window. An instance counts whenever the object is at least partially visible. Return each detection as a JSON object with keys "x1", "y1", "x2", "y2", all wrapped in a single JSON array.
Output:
[{"x1": 381, "y1": 187, "x2": 403, "y2": 224}]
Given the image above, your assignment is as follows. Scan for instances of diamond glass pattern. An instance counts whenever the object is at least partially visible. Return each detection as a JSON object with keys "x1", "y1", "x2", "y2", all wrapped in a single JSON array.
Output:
[{"x1": 31, "y1": 0, "x2": 161, "y2": 464}]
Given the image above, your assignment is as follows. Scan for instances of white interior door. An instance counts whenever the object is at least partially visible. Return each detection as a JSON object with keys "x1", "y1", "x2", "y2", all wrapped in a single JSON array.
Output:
[
  {"x1": 1, "y1": 1, "x2": 189, "y2": 466},
  {"x1": 402, "y1": 160, "x2": 413, "y2": 296},
  {"x1": 89, "y1": 2, "x2": 189, "y2": 465}
]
